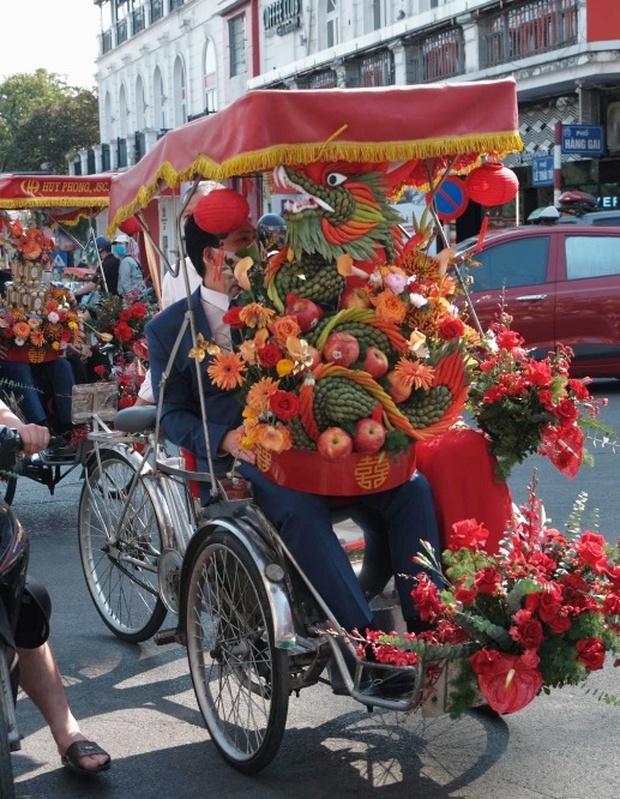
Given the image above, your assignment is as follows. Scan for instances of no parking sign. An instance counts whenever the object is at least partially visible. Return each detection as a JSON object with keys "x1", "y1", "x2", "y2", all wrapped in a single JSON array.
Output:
[{"x1": 426, "y1": 177, "x2": 469, "y2": 221}]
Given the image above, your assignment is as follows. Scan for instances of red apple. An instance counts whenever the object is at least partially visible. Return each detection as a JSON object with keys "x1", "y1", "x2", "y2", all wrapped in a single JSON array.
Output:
[
  {"x1": 363, "y1": 346, "x2": 389, "y2": 378},
  {"x1": 323, "y1": 331, "x2": 360, "y2": 367},
  {"x1": 340, "y1": 286, "x2": 371, "y2": 310},
  {"x1": 386, "y1": 370, "x2": 412, "y2": 403},
  {"x1": 285, "y1": 293, "x2": 324, "y2": 332},
  {"x1": 317, "y1": 427, "x2": 354, "y2": 462},
  {"x1": 353, "y1": 418, "x2": 386, "y2": 454},
  {"x1": 307, "y1": 345, "x2": 322, "y2": 370}
]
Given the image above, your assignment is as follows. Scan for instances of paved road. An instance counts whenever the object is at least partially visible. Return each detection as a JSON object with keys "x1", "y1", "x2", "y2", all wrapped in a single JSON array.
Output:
[{"x1": 10, "y1": 378, "x2": 620, "y2": 798}]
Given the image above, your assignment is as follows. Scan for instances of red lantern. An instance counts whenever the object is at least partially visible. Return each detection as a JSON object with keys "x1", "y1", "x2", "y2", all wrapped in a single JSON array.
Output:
[
  {"x1": 119, "y1": 216, "x2": 141, "y2": 236},
  {"x1": 465, "y1": 162, "x2": 519, "y2": 207},
  {"x1": 193, "y1": 189, "x2": 250, "y2": 235}
]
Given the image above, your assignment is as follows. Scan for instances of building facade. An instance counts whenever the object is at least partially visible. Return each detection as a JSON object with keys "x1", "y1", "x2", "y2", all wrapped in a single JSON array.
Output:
[{"x1": 84, "y1": 0, "x2": 620, "y2": 226}]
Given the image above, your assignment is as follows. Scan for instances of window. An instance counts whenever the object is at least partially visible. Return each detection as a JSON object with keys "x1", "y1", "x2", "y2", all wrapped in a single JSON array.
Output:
[
  {"x1": 204, "y1": 39, "x2": 218, "y2": 113},
  {"x1": 468, "y1": 237, "x2": 550, "y2": 291},
  {"x1": 228, "y1": 14, "x2": 246, "y2": 78},
  {"x1": 326, "y1": 0, "x2": 339, "y2": 48},
  {"x1": 566, "y1": 236, "x2": 620, "y2": 279}
]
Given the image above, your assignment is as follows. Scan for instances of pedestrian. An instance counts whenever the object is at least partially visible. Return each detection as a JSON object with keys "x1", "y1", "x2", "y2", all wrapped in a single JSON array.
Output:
[{"x1": 112, "y1": 233, "x2": 145, "y2": 299}]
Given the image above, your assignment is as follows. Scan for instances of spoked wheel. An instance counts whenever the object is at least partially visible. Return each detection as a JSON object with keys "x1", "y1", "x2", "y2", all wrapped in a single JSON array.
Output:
[
  {"x1": 0, "y1": 693, "x2": 15, "y2": 799},
  {"x1": 185, "y1": 529, "x2": 290, "y2": 774},
  {"x1": 78, "y1": 448, "x2": 167, "y2": 643}
]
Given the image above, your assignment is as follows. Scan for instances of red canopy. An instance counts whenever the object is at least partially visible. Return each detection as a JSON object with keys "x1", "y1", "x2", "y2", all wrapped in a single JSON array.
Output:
[
  {"x1": 0, "y1": 173, "x2": 113, "y2": 225},
  {"x1": 108, "y1": 79, "x2": 522, "y2": 232}
]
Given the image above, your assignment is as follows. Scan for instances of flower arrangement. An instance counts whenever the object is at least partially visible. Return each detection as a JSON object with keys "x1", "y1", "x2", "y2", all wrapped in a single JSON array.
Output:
[
  {"x1": 0, "y1": 218, "x2": 55, "y2": 263},
  {"x1": 466, "y1": 314, "x2": 608, "y2": 480},
  {"x1": 0, "y1": 285, "x2": 83, "y2": 353},
  {"x1": 86, "y1": 292, "x2": 155, "y2": 356},
  {"x1": 366, "y1": 488, "x2": 620, "y2": 717},
  {"x1": 192, "y1": 244, "x2": 476, "y2": 481}
]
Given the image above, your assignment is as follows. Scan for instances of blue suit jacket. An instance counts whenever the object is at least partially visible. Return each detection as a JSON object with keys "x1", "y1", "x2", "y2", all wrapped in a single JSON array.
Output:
[{"x1": 145, "y1": 288, "x2": 242, "y2": 474}]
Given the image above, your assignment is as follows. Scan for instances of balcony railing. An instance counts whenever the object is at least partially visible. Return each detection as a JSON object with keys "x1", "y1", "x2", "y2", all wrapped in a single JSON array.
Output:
[
  {"x1": 297, "y1": 70, "x2": 338, "y2": 89},
  {"x1": 346, "y1": 49, "x2": 394, "y2": 88},
  {"x1": 480, "y1": 0, "x2": 578, "y2": 69},
  {"x1": 405, "y1": 26, "x2": 465, "y2": 83}
]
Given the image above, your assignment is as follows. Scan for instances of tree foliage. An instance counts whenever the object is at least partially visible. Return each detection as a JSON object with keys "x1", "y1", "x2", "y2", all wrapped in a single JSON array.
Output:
[{"x1": 0, "y1": 69, "x2": 99, "y2": 173}]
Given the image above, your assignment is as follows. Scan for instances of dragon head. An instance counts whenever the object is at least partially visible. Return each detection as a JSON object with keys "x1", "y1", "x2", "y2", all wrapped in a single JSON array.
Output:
[{"x1": 275, "y1": 161, "x2": 415, "y2": 264}]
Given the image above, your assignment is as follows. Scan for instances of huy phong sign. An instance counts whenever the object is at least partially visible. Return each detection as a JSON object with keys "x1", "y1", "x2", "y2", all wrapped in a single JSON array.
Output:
[{"x1": 263, "y1": 0, "x2": 302, "y2": 35}]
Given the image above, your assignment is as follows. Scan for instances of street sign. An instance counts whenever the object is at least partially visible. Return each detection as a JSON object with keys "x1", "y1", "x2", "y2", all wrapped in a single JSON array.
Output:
[
  {"x1": 427, "y1": 176, "x2": 469, "y2": 221},
  {"x1": 561, "y1": 124, "x2": 604, "y2": 156},
  {"x1": 532, "y1": 156, "x2": 554, "y2": 187}
]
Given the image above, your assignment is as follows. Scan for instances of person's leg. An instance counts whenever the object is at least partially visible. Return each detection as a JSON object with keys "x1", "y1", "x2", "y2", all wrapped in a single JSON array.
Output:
[
  {"x1": 0, "y1": 362, "x2": 47, "y2": 424},
  {"x1": 36, "y1": 359, "x2": 76, "y2": 431},
  {"x1": 239, "y1": 463, "x2": 373, "y2": 631},
  {"x1": 361, "y1": 472, "x2": 441, "y2": 628},
  {"x1": 16, "y1": 642, "x2": 110, "y2": 771}
]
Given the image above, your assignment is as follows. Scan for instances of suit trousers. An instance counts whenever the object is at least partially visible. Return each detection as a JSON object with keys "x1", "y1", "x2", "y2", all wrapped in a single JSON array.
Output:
[{"x1": 238, "y1": 462, "x2": 440, "y2": 631}]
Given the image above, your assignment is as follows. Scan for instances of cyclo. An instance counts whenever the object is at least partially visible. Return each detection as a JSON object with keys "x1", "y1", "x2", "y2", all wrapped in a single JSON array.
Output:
[{"x1": 87, "y1": 78, "x2": 522, "y2": 774}]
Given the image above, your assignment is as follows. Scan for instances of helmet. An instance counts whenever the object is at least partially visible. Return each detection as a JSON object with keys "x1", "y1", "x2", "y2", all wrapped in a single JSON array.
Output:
[
  {"x1": 257, "y1": 213, "x2": 287, "y2": 250},
  {"x1": 95, "y1": 236, "x2": 111, "y2": 250},
  {"x1": 113, "y1": 232, "x2": 130, "y2": 244}
]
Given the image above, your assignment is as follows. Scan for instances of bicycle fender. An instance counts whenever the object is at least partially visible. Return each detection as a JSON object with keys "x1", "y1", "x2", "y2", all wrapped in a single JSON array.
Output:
[{"x1": 179, "y1": 517, "x2": 298, "y2": 649}]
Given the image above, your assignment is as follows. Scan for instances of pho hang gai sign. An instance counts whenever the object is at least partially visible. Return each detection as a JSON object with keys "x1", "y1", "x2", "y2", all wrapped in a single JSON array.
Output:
[{"x1": 561, "y1": 125, "x2": 604, "y2": 156}]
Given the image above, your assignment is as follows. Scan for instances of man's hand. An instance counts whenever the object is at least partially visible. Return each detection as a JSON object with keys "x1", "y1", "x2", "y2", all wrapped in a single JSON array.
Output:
[
  {"x1": 221, "y1": 426, "x2": 255, "y2": 465},
  {"x1": 15, "y1": 422, "x2": 50, "y2": 456}
]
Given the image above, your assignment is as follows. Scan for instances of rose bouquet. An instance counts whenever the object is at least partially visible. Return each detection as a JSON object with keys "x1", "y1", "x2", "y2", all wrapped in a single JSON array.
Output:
[
  {"x1": 366, "y1": 488, "x2": 620, "y2": 718},
  {"x1": 466, "y1": 313, "x2": 608, "y2": 480}
]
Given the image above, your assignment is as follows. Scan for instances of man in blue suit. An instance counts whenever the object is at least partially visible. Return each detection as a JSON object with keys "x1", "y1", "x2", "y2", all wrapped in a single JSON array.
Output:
[{"x1": 145, "y1": 198, "x2": 441, "y2": 641}]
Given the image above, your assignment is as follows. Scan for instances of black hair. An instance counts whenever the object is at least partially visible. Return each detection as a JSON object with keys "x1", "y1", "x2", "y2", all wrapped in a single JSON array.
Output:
[{"x1": 183, "y1": 214, "x2": 220, "y2": 278}]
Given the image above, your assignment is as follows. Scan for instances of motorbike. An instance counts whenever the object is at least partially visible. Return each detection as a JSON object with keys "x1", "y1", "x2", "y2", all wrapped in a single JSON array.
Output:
[{"x1": 0, "y1": 426, "x2": 50, "y2": 798}]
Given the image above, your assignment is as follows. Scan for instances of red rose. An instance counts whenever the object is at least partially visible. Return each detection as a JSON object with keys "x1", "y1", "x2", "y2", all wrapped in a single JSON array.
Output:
[
  {"x1": 509, "y1": 610, "x2": 544, "y2": 650},
  {"x1": 449, "y1": 518, "x2": 490, "y2": 552},
  {"x1": 454, "y1": 586, "x2": 477, "y2": 606},
  {"x1": 269, "y1": 390, "x2": 300, "y2": 421},
  {"x1": 94, "y1": 364, "x2": 107, "y2": 376},
  {"x1": 568, "y1": 378, "x2": 590, "y2": 401},
  {"x1": 473, "y1": 567, "x2": 500, "y2": 596},
  {"x1": 603, "y1": 593, "x2": 620, "y2": 616},
  {"x1": 575, "y1": 531, "x2": 609, "y2": 574},
  {"x1": 257, "y1": 343, "x2": 282, "y2": 367},
  {"x1": 576, "y1": 638, "x2": 606, "y2": 671},
  {"x1": 114, "y1": 321, "x2": 134, "y2": 342},
  {"x1": 129, "y1": 302, "x2": 148, "y2": 319},
  {"x1": 496, "y1": 329, "x2": 524, "y2": 350},
  {"x1": 554, "y1": 398, "x2": 579, "y2": 424},
  {"x1": 438, "y1": 317, "x2": 465, "y2": 340},
  {"x1": 223, "y1": 306, "x2": 244, "y2": 327}
]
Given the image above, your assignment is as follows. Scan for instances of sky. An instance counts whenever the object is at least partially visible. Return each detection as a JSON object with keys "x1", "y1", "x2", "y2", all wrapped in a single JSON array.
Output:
[{"x1": 0, "y1": 0, "x2": 101, "y2": 88}]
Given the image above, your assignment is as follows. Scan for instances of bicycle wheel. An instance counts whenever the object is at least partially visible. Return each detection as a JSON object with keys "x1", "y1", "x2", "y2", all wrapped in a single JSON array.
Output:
[
  {"x1": 0, "y1": 693, "x2": 15, "y2": 799},
  {"x1": 185, "y1": 528, "x2": 290, "y2": 774},
  {"x1": 78, "y1": 448, "x2": 167, "y2": 643}
]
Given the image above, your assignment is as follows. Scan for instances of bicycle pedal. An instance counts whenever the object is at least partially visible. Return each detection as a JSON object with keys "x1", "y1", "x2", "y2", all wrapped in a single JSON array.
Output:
[{"x1": 154, "y1": 628, "x2": 180, "y2": 646}]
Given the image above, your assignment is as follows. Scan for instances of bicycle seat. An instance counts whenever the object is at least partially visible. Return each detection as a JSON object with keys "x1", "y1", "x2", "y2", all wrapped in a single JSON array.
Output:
[{"x1": 114, "y1": 406, "x2": 157, "y2": 433}]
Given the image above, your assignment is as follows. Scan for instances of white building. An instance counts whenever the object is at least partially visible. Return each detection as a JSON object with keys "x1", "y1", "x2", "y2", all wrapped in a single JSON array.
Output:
[{"x1": 85, "y1": 0, "x2": 620, "y2": 234}]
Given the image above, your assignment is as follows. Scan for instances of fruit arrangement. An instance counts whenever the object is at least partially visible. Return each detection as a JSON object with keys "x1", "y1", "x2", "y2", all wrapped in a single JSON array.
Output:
[{"x1": 192, "y1": 162, "x2": 477, "y2": 493}]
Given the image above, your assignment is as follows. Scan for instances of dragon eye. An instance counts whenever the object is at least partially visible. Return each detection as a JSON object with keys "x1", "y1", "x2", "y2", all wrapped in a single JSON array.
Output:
[{"x1": 325, "y1": 172, "x2": 347, "y2": 187}]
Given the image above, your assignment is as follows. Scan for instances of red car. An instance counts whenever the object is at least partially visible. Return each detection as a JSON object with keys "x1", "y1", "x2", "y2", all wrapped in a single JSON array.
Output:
[{"x1": 454, "y1": 225, "x2": 620, "y2": 378}]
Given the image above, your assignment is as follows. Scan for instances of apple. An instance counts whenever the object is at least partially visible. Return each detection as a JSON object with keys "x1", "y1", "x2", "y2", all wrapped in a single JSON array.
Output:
[
  {"x1": 317, "y1": 427, "x2": 354, "y2": 462},
  {"x1": 353, "y1": 418, "x2": 386, "y2": 454},
  {"x1": 323, "y1": 331, "x2": 360, "y2": 367},
  {"x1": 307, "y1": 345, "x2": 322, "y2": 370},
  {"x1": 386, "y1": 370, "x2": 412, "y2": 403},
  {"x1": 363, "y1": 346, "x2": 389, "y2": 378},
  {"x1": 340, "y1": 286, "x2": 371, "y2": 310},
  {"x1": 285, "y1": 293, "x2": 324, "y2": 332}
]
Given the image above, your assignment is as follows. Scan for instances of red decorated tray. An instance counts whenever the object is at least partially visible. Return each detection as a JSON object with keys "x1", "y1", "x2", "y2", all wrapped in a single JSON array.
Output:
[
  {"x1": 4, "y1": 345, "x2": 59, "y2": 364},
  {"x1": 256, "y1": 446, "x2": 417, "y2": 496}
]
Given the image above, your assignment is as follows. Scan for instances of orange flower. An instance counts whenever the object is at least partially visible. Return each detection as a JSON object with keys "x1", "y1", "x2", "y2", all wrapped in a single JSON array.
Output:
[
  {"x1": 393, "y1": 357, "x2": 435, "y2": 391},
  {"x1": 239, "y1": 302, "x2": 276, "y2": 329},
  {"x1": 254, "y1": 423, "x2": 292, "y2": 453},
  {"x1": 207, "y1": 351, "x2": 247, "y2": 390},
  {"x1": 29, "y1": 331, "x2": 45, "y2": 346},
  {"x1": 276, "y1": 358, "x2": 294, "y2": 377},
  {"x1": 372, "y1": 290, "x2": 407, "y2": 324},
  {"x1": 269, "y1": 314, "x2": 301, "y2": 345},
  {"x1": 246, "y1": 377, "x2": 279, "y2": 412},
  {"x1": 12, "y1": 321, "x2": 31, "y2": 339}
]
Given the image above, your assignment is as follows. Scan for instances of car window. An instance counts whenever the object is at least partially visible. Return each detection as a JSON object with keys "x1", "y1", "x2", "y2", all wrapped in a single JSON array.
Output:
[
  {"x1": 591, "y1": 215, "x2": 620, "y2": 226},
  {"x1": 565, "y1": 235, "x2": 620, "y2": 279},
  {"x1": 465, "y1": 236, "x2": 550, "y2": 291}
]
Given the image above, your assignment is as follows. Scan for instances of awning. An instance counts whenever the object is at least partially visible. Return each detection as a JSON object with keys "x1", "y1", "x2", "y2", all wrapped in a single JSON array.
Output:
[
  {"x1": 108, "y1": 79, "x2": 523, "y2": 232},
  {"x1": 0, "y1": 173, "x2": 113, "y2": 225}
]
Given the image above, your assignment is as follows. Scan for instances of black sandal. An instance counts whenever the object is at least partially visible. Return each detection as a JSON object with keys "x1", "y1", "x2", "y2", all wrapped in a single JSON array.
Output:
[{"x1": 61, "y1": 740, "x2": 111, "y2": 776}]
